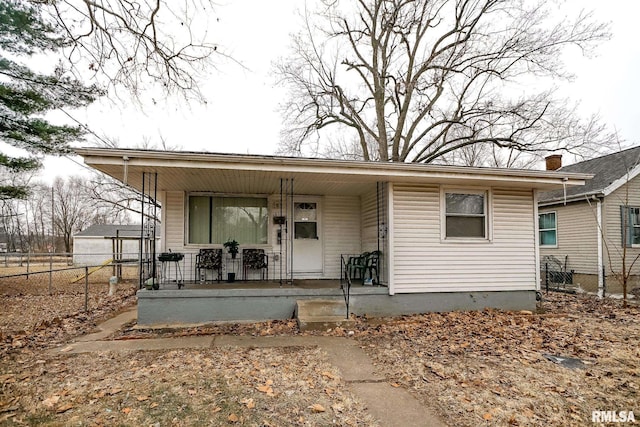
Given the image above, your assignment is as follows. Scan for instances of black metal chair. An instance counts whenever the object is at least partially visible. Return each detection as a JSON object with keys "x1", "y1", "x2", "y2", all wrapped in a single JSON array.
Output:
[
  {"x1": 365, "y1": 250, "x2": 381, "y2": 285},
  {"x1": 195, "y1": 248, "x2": 222, "y2": 283},
  {"x1": 347, "y1": 252, "x2": 370, "y2": 282},
  {"x1": 347, "y1": 251, "x2": 381, "y2": 285},
  {"x1": 242, "y1": 249, "x2": 268, "y2": 280}
]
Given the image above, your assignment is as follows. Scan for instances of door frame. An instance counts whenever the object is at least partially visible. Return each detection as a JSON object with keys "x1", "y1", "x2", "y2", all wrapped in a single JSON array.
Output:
[{"x1": 291, "y1": 196, "x2": 324, "y2": 275}]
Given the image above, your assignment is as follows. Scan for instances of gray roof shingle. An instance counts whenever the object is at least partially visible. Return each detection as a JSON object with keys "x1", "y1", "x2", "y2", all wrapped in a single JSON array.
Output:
[{"x1": 539, "y1": 146, "x2": 640, "y2": 203}]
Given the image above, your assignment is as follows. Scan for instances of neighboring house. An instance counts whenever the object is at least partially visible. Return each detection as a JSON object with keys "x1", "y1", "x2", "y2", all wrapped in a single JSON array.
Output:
[
  {"x1": 538, "y1": 147, "x2": 640, "y2": 295},
  {"x1": 76, "y1": 148, "x2": 588, "y2": 325},
  {"x1": 73, "y1": 224, "x2": 160, "y2": 266}
]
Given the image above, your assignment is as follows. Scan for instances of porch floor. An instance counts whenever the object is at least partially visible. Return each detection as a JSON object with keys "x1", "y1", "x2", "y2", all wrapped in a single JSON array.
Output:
[{"x1": 157, "y1": 279, "x2": 386, "y2": 291}]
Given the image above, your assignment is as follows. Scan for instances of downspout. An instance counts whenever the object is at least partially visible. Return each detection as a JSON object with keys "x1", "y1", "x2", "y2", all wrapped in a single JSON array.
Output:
[
  {"x1": 387, "y1": 183, "x2": 395, "y2": 295},
  {"x1": 597, "y1": 197, "x2": 604, "y2": 298},
  {"x1": 533, "y1": 189, "x2": 541, "y2": 292}
]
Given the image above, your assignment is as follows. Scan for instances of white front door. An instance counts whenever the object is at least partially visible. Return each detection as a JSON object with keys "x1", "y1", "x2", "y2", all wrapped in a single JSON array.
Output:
[{"x1": 292, "y1": 199, "x2": 323, "y2": 274}]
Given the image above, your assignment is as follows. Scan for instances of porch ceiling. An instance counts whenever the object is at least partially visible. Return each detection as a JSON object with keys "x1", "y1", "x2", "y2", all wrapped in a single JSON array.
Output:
[
  {"x1": 90, "y1": 164, "x2": 382, "y2": 196},
  {"x1": 76, "y1": 148, "x2": 592, "y2": 197}
]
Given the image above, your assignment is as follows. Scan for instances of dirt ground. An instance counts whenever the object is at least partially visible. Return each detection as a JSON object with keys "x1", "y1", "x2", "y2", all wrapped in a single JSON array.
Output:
[{"x1": 0, "y1": 289, "x2": 638, "y2": 426}]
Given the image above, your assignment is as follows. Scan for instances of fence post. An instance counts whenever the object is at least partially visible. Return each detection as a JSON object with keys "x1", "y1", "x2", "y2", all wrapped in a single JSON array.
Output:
[
  {"x1": 602, "y1": 266, "x2": 606, "y2": 299},
  {"x1": 84, "y1": 266, "x2": 89, "y2": 312},
  {"x1": 545, "y1": 262, "x2": 549, "y2": 294},
  {"x1": 48, "y1": 253, "x2": 53, "y2": 295}
]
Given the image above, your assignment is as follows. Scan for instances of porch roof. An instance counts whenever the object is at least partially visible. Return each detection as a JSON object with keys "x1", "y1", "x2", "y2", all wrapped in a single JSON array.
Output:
[{"x1": 75, "y1": 148, "x2": 591, "y2": 196}]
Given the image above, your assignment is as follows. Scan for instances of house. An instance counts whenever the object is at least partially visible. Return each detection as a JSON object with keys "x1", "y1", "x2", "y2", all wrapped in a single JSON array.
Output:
[
  {"x1": 73, "y1": 224, "x2": 160, "y2": 266},
  {"x1": 538, "y1": 147, "x2": 640, "y2": 296},
  {"x1": 75, "y1": 147, "x2": 589, "y2": 325}
]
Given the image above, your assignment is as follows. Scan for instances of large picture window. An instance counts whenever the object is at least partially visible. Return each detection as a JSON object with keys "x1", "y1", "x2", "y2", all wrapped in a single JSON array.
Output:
[
  {"x1": 444, "y1": 192, "x2": 487, "y2": 238},
  {"x1": 538, "y1": 212, "x2": 557, "y2": 246},
  {"x1": 188, "y1": 196, "x2": 268, "y2": 245},
  {"x1": 621, "y1": 206, "x2": 640, "y2": 247}
]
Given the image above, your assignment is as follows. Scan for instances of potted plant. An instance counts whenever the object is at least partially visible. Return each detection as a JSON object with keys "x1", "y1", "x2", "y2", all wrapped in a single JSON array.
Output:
[{"x1": 223, "y1": 239, "x2": 239, "y2": 259}]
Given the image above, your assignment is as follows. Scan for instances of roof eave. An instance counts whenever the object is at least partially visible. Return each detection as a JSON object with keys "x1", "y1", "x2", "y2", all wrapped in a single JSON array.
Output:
[
  {"x1": 539, "y1": 191, "x2": 605, "y2": 207},
  {"x1": 74, "y1": 147, "x2": 592, "y2": 189}
]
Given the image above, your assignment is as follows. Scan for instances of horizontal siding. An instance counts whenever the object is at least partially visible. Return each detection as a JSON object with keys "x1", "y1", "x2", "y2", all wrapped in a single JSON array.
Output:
[
  {"x1": 604, "y1": 180, "x2": 640, "y2": 275},
  {"x1": 323, "y1": 196, "x2": 362, "y2": 278},
  {"x1": 165, "y1": 191, "x2": 186, "y2": 252},
  {"x1": 361, "y1": 191, "x2": 378, "y2": 252},
  {"x1": 539, "y1": 201, "x2": 598, "y2": 274},
  {"x1": 393, "y1": 185, "x2": 536, "y2": 293}
]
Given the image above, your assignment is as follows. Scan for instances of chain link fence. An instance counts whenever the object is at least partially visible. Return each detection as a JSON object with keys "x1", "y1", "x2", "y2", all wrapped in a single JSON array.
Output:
[
  {"x1": 0, "y1": 252, "x2": 140, "y2": 310},
  {"x1": 541, "y1": 257, "x2": 640, "y2": 299}
]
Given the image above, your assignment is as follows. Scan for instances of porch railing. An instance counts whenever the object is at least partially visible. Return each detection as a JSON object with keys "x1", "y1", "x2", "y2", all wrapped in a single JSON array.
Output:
[{"x1": 340, "y1": 254, "x2": 352, "y2": 319}]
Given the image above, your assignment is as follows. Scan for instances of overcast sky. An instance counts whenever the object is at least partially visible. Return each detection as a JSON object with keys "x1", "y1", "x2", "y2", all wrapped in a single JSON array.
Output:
[{"x1": 41, "y1": 0, "x2": 640, "y2": 180}]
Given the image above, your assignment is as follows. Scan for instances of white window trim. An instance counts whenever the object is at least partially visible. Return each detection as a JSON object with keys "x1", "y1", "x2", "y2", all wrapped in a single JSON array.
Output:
[
  {"x1": 539, "y1": 210, "x2": 558, "y2": 248},
  {"x1": 184, "y1": 192, "x2": 271, "y2": 247},
  {"x1": 440, "y1": 187, "x2": 492, "y2": 243}
]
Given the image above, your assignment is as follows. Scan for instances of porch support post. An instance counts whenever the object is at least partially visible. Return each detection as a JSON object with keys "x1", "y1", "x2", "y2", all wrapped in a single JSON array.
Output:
[
  {"x1": 151, "y1": 172, "x2": 158, "y2": 286},
  {"x1": 139, "y1": 172, "x2": 145, "y2": 288},
  {"x1": 387, "y1": 183, "x2": 395, "y2": 295},
  {"x1": 290, "y1": 178, "x2": 294, "y2": 286},
  {"x1": 279, "y1": 178, "x2": 283, "y2": 286}
]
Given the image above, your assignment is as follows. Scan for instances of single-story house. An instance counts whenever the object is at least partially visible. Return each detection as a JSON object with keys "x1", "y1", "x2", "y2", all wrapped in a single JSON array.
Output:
[
  {"x1": 538, "y1": 147, "x2": 640, "y2": 296},
  {"x1": 76, "y1": 147, "x2": 589, "y2": 325},
  {"x1": 73, "y1": 224, "x2": 161, "y2": 266}
]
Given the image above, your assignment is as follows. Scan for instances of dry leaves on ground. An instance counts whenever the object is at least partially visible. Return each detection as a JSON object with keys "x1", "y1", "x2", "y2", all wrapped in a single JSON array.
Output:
[
  {"x1": 0, "y1": 346, "x2": 377, "y2": 426},
  {"x1": 0, "y1": 285, "x2": 137, "y2": 358},
  {"x1": 355, "y1": 293, "x2": 639, "y2": 427}
]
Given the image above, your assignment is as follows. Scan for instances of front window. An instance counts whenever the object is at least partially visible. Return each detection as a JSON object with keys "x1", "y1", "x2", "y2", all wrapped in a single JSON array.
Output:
[
  {"x1": 188, "y1": 196, "x2": 268, "y2": 245},
  {"x1": 539, "y1": 212, "x2": 557, "y2": 246},
  {"x1": 444, "y1": 192, "x2": 486, "y2": 238}
]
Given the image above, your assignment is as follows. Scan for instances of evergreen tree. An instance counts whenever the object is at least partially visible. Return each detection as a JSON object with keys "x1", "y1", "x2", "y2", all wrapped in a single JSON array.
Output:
[{"x1": 0, "y1": 0, "x2": 101, "y2": 200}]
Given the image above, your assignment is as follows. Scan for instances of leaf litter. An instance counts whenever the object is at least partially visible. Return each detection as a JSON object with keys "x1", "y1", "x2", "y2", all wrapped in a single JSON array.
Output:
[{"x1": 1, "y1": 287, "x2": 638, "y2": 426}]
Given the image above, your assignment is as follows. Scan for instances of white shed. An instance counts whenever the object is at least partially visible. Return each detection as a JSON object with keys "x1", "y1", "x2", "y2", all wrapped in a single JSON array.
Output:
[{"x1": 73, "y1": 224, "x2": 160, "y2": 266}]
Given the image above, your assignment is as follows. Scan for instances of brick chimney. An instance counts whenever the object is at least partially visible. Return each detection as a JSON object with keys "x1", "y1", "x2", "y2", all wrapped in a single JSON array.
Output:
[{"x1": 545, "y1": 154, "x2": 562, "y2": 171}]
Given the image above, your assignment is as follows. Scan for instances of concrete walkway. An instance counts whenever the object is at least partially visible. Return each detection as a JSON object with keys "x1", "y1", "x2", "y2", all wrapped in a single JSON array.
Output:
[{"x1": 51, "y1": 309, "x2": 446, "y2": 427}]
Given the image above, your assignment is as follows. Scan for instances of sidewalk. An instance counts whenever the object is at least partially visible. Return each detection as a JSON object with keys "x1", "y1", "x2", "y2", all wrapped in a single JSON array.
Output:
[{"x1": 51, "y1": 309, "x2": 446, "y2": 427}]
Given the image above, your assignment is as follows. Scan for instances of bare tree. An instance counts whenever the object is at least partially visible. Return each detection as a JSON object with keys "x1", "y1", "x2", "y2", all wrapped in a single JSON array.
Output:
[
  {"x1": 42, "y1": 0, "x2": 226, "y2": 100},
  {"x1": 276, "y1": 0, "x2": 613, "y2": 164},
  {"x1": 85, "y1": 171, "x2": 146, "y2": 219}
]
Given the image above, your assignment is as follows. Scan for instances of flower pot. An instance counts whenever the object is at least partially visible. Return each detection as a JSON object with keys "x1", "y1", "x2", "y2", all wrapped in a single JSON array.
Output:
[
  {"x1": 231, "y1": 252, "x2": 237, "y2": 259},
  {"x1": 227, "y1": 272, "x2": 236, "y2": 283}
]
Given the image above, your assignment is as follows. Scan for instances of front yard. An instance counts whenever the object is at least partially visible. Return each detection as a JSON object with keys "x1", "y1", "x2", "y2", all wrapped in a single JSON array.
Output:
[{"x1": 0, "y1": 290, "x2": 637, "y2": 426}]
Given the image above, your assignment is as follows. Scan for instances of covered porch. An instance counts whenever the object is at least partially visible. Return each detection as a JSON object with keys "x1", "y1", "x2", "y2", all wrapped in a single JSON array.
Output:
[{"x1": 78, "y1": 150, "x2": 392, "y2": 290}]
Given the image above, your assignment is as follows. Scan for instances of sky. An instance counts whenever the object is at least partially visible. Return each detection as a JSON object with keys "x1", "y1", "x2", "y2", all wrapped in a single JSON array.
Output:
[{"x1": 39, "y1": 0, "x2": 640, "y2": 180}]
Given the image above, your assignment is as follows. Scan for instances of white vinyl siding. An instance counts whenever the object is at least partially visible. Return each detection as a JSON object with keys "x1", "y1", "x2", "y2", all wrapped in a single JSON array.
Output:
[
  {"x1": 361, "y1": 190, "x2": 379, "y2": 252},
  {"x1": 165, "y1": 191, "x2": 185, "y2": 251},
  {"x1": 323, "y1": 196, "x2": 362, "y2": 278},
  {"x1": 393, "y1": 185, "x2": 536, "y2": 293},
  {"x1": 539, "y1": 201, "x2": 598, "y2": 274}
]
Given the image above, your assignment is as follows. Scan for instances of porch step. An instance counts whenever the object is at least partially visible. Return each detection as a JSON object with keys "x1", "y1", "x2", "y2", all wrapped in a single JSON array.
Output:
[{"x1": 295, "y1": 299, "x2": 355, "y2": 332}]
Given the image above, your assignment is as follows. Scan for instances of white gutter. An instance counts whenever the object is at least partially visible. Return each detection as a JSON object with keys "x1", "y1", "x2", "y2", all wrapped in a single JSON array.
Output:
[{"x1": 539, "y1": 191, "x2": 605, "y2": 207}]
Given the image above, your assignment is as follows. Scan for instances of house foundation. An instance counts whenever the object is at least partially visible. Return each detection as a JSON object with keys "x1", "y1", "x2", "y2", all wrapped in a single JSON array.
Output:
[{"x1": 136, "y1": 288, "x2": 536, "y2": 326}]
